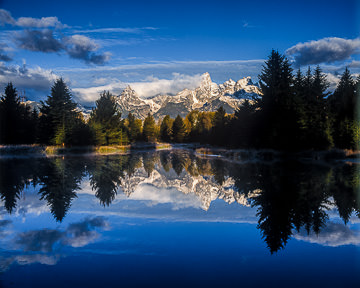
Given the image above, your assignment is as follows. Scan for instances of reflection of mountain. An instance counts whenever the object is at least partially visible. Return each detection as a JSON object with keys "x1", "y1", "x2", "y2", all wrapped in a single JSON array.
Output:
[
  {"x1": 120, "y1": 165, "x2": 252, "y2": 211},
  {"x1": 0, "y1": 151, "x2": 359, "y2": 254}
]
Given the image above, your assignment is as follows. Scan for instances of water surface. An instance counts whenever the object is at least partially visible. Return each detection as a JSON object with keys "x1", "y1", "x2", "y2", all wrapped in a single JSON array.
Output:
[{"x1": 0, "y1": 150, "x2": 359, "y2": 287}]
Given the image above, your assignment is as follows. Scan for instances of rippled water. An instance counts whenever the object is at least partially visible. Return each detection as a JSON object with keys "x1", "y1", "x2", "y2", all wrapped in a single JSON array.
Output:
[{"x1": 0, "y1": 150, "x2": 359, "y2": 287}]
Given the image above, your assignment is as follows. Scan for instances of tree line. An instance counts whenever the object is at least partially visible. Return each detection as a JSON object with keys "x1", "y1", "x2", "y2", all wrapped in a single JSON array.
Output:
[{"x1": 0, "y1": 50, "x2": 358, "y2": 150}]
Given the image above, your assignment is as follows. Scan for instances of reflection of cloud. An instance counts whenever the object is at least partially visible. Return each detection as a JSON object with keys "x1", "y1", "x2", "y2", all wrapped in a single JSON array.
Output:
[
  {"x1": 294, "y1": 222, "x2": 360, "y2": 247},
  {"x1": 14, "y1": 216, "x2": 108, "y2": 252},
  {"x1": 16, "y1": 229, "x2": 63, "y2": 252},
  {"x1": 64, "y1": 217, "x2": 109, "y2": 247},
  {"x1": 286, "y1": 37, "x2": 360, "y2": 66},
  {"x1": 131, "y1": 184, "x2": 203, "y2": 210},
  {"x1": 0, "y1": 254, "x2": 59, "y2": 272}
]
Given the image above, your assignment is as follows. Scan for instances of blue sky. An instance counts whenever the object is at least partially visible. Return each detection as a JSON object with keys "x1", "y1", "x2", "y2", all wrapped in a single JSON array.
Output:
[{"x1": 0, "y1": 0, "x2": 359, "y2": 104}]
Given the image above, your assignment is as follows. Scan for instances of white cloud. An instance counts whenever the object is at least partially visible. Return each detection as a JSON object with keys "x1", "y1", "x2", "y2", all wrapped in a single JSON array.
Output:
[
  {"x1": 0, "y1": 9, "x2": 66, "y2": 29},
  {"x1": 131, "y1": 73, "x2": 203, "y2": 97},
  {"x1": 73, "y1": 80, "x2": 126, "y2": 103},
  {"x1": 74, "y1": 27, "x2": 158, "y2": 34},
  {"x1": 0, "y1": 62, "x2": 58, "y2": 97},
  {"x1": 73, "y1": 73, "x2": 203, "y2": 103}
]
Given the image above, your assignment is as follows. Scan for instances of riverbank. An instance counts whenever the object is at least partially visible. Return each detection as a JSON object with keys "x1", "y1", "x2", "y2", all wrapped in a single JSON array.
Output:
[
  {"x1": 0, "y1": 143, "x2": 172, "y2": 157},
  {"x1": 0, "y1": 144, "x2": 358, "y2": 161}
]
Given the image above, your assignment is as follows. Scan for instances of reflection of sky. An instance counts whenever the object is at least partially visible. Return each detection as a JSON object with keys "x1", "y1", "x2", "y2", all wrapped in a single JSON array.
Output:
[{"x1": 0, "y1": 162, "x2": 360, "y2": 287}]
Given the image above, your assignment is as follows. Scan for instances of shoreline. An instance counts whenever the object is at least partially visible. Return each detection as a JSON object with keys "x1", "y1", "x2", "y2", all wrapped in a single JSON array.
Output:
[{"x1": 0, "y1": 144, "x2": 359, "y2": 161}]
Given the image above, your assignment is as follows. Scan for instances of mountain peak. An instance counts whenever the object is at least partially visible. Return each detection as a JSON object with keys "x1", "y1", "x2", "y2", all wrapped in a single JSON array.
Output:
[
  {"x1": 123, "y1": 85, "x2": 135, "y2": 94},
  {"x1": 200, "y1": 72, "x2": 213, "y2": 88}
]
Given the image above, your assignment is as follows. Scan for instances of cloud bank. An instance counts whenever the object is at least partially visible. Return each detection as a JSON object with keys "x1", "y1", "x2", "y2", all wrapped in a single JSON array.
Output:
[
  {"x1": 1, "y1": 9, "x2": 110, "y2": 65},
  {"x1": 0, "y1": 62, "x2": 58, "y2": 99},
  {"x1": 286, "y1": 37, "x2": 360, "y2": 66},
  {"x1": 0, "y1": 9, "x2": 65, "y2": 28},
  {"x1": 73, "y1": 73, "x2": 204, "y2": 103}
]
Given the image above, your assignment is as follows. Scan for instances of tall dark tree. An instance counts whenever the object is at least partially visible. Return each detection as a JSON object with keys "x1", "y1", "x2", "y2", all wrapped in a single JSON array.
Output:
[
  {"x1": 212, "y1": 106, "x2": 227, "y2": 146},
  {"x1": 257, "y1": 50, "x2": 298, "y2": 149},
  {"x1": 305, "y1": 66, "x2": 332, "y2": 149},
  {"x1": 0, "y1": 83, "x2": 33, "y2": 144},
  {"x1": 172, "y1": 115, "x2": 186, "y2": 143},
  {"x1": 160, "y1": 115, "x2": 173, "y2": 142},
  {"x1": 142, "y1": 113, "x2": 156, "y2": 142},
  {"x1": 39, "y1": 78, "x2": 80, "y2": 145},
  {"x1": 89, "y1": 90, "x2": 127, "y2": 145},
  {"x1": 329, "y1": 68, "x2": 358, "y2": 149},
  {"x1": 232, "y1": 100, "x2": 256, "y2": 147},
  {"x1": 127, "y1": 112, "x2": 142, "y2": 142}
]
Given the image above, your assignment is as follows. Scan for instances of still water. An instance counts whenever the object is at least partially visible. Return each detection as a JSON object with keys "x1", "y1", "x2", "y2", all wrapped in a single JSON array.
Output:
[{"x1": 0, "y1": 149, "x2": 359, "y2": 287}]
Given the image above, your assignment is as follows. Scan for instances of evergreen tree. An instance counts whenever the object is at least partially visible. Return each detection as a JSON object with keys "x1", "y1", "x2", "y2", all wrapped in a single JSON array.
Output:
[
  {"x1": 89, "y1": 90, "x2": 127, "y2": 145},
  {"x1": 160, "y1": 115, "x2": 173, "y2": 142},
  {"x1": 0, "y1": 83, "x2": 33, "y2": 144},
  {"x1": 39, "y1": 78, "x2": 80, "y2": 145},
  {"x1": 329, "y1": 68, "x2": 357, "y2": 149},
  {"x1": 142, "y1": 113, "x2": 156, "y2": 142},
  {"x1": 232, "y1": 100, "x2": 256, "y2": 147},
  {"x1": 257, "y1": 50, "x2": 299, "y2": 149},
  {"x1": 172, "y1": 115, "x2": 186, "y2": 143},
  {"x1": 212, "y1": 106, "x2": 227, "y2": 145},
  {"x1": 127, "y1": 112, "x2": 142, "y2": 142}
]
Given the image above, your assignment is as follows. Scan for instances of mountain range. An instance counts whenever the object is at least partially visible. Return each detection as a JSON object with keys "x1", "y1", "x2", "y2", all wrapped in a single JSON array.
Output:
[{"x1": 115, "y1": 72, "x2": 261, "y2": 119}]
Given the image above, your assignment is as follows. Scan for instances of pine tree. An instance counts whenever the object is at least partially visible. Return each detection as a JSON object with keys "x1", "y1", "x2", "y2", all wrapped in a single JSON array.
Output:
[
  {"x1": 172, "y1": 115, "x2": 186, "y2": 143},
  {"x1": 127, "y1": 112, "x2": 142, "y2": 142},
  {"x1": 89, "y1": 90, "x2": 127, "y2": 145},
  {"x1": 0, "y1": 83, "x2": 34, "y2": 144},
  {"x1": 39, "y1": 78, "x2": 80, "y2": 145},
  {"x1": 142, "y1": 113, "x2": 156, "y2": 142},
  {"x1": 329, "y1": 68, "x2": 357, "y2": 149},
  {"x1": 160, "y1": 115, "x2": 173, "y2": 142},
  {"x1": 257, "y1": 50, "x2": 296, "y2": 149},
  {"x1": 212, "y1": 106, "x2": 227, "y2": 145}
]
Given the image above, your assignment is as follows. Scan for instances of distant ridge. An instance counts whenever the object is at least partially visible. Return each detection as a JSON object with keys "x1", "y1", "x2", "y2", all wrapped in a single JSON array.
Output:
[{"x1": 115, "y1": 72, "x2": 261, "y2": 119}]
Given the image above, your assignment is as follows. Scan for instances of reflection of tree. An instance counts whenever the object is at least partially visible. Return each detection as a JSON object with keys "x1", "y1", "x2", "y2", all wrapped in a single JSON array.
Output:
[
  {"x1": 88, "y1": 156, "x2": 127, "y2": 206},
  {"x1": 330, "y1": 163, "x2": 360, "y2": 223},
  {"x1": 211, "y1": 158, "x2": 227, "y2": 186},
  {"x1": 0, "y1": 158, "x2": 39, "y2": 214},
  {"x1": 38, "y1": 158, "x2": 85, "y2": 222},
  {"x1": 125, "y1": 153, "x2": 142, "y2": 176},
  {"x1": 171, "y1": 151, "x2": 190, "y2": 176},
  {"x1": 160, "y1": 151, "x2": 172, "y2": 172},
  {"x1": 143, "y1": 152, "x2": 158, "y2": 176},
  {"x1": 250, "y1": 162, "x2": 331, "y2": 253}
]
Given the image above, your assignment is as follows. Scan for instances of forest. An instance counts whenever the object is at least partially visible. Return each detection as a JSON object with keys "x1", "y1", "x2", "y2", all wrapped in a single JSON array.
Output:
[{"x1": 0, "y1": 50, "x2": 359, "y2": 151}]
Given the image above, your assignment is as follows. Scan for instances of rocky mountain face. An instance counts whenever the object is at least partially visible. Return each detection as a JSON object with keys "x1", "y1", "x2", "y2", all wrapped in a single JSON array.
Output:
[{"x1": 115, "y1": 72, "x2": 261, "y2": 119}]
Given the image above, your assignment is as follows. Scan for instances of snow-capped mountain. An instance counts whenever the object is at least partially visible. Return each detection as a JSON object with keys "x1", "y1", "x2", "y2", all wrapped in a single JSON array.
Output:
[{"x1": 115, "y1": 72, "x2": 261, "y2": 119}]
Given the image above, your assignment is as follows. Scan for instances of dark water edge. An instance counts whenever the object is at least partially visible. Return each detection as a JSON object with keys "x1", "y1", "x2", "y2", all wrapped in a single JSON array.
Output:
[{"x1": 0, "y1": 144, "x2": 359, "y2": 161}]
